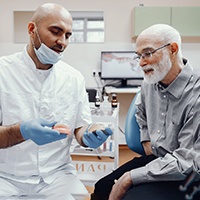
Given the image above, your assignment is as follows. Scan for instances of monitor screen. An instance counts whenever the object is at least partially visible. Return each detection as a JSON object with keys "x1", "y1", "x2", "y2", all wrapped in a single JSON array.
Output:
[{"x1": 100, "y1": 51, "x2": 144, "y2": 87}]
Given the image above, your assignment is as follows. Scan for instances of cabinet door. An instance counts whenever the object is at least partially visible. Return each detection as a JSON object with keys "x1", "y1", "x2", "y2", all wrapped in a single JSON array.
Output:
[
  {"x1": 133, "y1": 7, "x2": 171, "y2": 36},
  {"x1": 171, "y1": 7, "x2": 200, "y2": 36}
]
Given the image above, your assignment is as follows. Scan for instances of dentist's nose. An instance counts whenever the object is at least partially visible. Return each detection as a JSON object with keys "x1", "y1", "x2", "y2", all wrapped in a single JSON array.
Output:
[{"x1": 57, "y1": 35, "x2": 68, "y2": 48}]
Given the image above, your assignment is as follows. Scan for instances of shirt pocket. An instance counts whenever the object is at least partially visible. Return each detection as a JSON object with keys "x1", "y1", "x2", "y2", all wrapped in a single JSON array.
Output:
[{"x1": 1, "y1": 91, "x2": 38, "y2": 124}]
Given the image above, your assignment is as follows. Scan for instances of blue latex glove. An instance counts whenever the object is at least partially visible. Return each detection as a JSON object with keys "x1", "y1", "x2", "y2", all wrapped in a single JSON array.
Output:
[
  {"x1": 82, "y1": 126, "x2": 113, "y2": 148},
  {"x1": 20, "y1": 118, "x2": 66, "y2": 145}
]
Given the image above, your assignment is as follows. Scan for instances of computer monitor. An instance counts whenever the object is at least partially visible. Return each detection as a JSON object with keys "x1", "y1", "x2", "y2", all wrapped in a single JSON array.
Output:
[{"x1": 100, "y1": 51, "x2": 144, "y2": 87}]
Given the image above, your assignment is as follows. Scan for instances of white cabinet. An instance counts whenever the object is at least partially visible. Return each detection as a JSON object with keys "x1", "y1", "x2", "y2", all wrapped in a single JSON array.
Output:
[
  {"x1": 171, "y1": 7, "x2": 200, "y2": 37},
  {"x1": 132, "y1": 7, "x2": 171, "y2": 36},
  {"x1": 132, "y1": 6, "x2": 200, "y2": 37},
  {"x1": 71, "y1": 103, "x2": 119, "y2": 186},
  {"x1": 105, "y1": 86, "x2": 140, "y2": 144}
]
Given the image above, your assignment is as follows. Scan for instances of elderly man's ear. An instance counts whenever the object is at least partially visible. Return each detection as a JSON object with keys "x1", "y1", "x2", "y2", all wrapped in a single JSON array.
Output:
[{"x1": 170, "y1": 42, "x2": 178, "y2": 55}]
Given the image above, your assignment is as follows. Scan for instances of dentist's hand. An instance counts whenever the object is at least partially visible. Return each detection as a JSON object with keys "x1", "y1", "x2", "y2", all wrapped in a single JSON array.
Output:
[
  {"x1": 82, "y1": 124, "x2": 113, "y2": 148},
  {"x1": 20, "y1": 118, "x2": 66, "y2": 145}
]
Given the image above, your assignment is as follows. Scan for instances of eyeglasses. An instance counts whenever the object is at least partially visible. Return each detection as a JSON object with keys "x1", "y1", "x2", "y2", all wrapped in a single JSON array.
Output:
[{"x1": 133, "y1": 43, "x2": 170, "y2": 61}]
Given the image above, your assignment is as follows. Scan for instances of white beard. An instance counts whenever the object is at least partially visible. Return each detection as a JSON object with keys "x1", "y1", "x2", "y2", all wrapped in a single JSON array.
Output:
[{"x1": 142, "y1": 56, "x2": 172, "y2": 84}]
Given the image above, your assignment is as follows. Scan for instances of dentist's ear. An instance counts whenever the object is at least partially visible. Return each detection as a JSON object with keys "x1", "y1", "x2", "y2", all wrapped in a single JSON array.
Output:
[{"x1": 28, "y1": 22, "x2": 36, "y2": 34}]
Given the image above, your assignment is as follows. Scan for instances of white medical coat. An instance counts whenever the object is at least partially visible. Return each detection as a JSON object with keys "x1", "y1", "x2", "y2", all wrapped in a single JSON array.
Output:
[{"x1": 0, "y1": 46, "x2": 92, "y2": 184}]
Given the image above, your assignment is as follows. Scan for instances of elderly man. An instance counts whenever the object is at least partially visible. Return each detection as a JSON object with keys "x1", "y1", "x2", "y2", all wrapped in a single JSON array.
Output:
[
  {"x1": 0, "y1": 3, "x2": 112, "y2": 200},
  {"x1": 91, "y1": 24, "x2": 199, "y2": 200}
]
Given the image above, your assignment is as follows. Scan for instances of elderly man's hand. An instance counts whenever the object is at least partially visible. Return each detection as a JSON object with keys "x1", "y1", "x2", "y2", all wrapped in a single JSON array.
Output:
[
  {"x1": 142, "y1": 141, "x2": 153, "y2": 155},
  {"x1": 108, "y1": 171, "x2": 132, "y2": 200}
]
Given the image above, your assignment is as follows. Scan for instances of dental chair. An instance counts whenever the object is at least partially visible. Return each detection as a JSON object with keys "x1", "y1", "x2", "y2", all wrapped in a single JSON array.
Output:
[{"x1": 125, "y1": 90, "x2": 146, "y2": 156}]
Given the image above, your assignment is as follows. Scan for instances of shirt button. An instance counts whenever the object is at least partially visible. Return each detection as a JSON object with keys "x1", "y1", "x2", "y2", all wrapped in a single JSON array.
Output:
[
  {"x1": 152, "y1": 146, "x2": 155, "y2": 149},
  {"x1": 157, "y1": 130, "x2": 160, "y2": 133},
  {"x1": 161, "y1": 113, "x2": 165, "y2": 116},
  {"x1": 163, "y1": 95, "x2": 166, "y2": 98}
]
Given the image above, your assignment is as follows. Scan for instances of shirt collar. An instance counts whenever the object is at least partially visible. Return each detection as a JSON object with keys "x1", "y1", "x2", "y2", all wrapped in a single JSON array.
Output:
[
  {"x1": 155, "y1": 60, "x2": 193, "y2": 99},
  {"x1": 22, "y1": 45, "x2": 37, "y2": 72},
  {"x1": 22, "y1": 45, "x2": 55, "y2": 74}
]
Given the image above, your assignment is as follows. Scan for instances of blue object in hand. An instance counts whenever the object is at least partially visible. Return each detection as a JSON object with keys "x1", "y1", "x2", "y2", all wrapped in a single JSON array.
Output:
[
  {"x1": 82, "y1": 126, "x2": 113, "y2": 148},
  {"x1": 20, "y1": 118, "x2": 67, "y2": 145}
]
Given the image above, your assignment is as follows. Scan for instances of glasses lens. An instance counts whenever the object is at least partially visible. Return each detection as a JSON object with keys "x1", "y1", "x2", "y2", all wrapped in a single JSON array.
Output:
[
  {"x1": 133, "y1": 53, "x2": 140, "y2": 60},
  {"x1": 143, "y1": 52, "x2": 152, "y2": 59}
]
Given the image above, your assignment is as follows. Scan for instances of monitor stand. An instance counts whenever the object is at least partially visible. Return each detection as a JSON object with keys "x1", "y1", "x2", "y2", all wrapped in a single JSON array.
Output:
[{"x1": 115, "y1": 79, "x2": 138, "y2": 88}]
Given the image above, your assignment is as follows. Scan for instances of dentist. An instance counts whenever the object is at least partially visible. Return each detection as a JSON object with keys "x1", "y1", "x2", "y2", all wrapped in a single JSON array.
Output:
[{"x1": 0, "y1": 3, "x2": 112, "y2": 200}]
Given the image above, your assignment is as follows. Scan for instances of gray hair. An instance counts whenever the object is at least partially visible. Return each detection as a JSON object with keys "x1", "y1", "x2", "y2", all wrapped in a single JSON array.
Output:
[{"x1": 140, "y1": 24, "x2": 182, "y2": 59}]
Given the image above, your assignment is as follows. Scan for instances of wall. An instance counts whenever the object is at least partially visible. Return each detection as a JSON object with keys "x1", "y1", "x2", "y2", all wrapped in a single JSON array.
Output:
[
  {"x1": 0, "y1": 0, "x2": 200, "y2": 87},
  {"x1": 0, "y1": 0, "x2": 200, "y2": 141}
]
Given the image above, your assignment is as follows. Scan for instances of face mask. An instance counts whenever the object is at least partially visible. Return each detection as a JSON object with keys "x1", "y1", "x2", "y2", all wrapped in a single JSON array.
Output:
[
  {"x1": 34, "y1": 43, "x2": 63, "y2": 65},
  {"x1": 33, "y1": 29, "x2": 63, "y2": 65}
]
